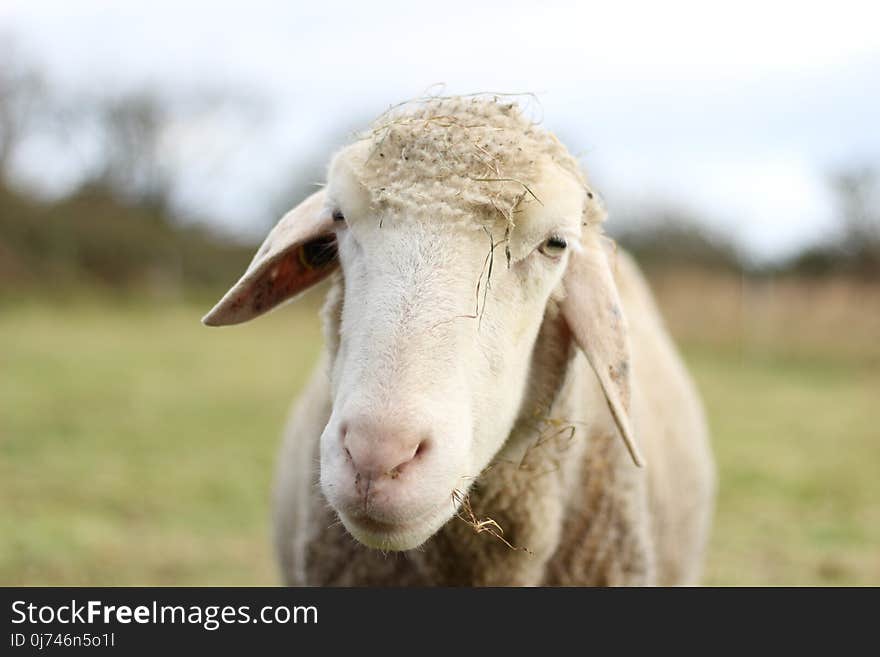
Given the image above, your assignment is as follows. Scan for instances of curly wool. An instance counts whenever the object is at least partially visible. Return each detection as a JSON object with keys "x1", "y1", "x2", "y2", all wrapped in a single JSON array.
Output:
[{"x1": 342, "y1": 96, "x2": 603, "y2": 231}]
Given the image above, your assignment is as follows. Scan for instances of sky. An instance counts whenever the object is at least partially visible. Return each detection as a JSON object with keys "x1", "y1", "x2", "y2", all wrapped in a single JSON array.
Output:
[{"x1": 2, "y1": 0, "x2": 879, "y2": 261}]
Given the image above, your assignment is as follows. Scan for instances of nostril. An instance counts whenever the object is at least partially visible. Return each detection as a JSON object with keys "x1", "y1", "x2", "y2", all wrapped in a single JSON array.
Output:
[{"x1": 388, "y1": 440, "x2": 429, "y2": 479}]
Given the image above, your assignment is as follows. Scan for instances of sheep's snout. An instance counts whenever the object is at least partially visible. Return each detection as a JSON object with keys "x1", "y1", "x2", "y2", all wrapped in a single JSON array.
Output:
[
  {"x1": 341, "y1": 417, "x2": 429, "y2": 482},
  {"x1": 321, "y1": 411, "x2": 462, "y2": 551},
  {"x1": 334, "y1": 415, "x2": 436, "y2": 521}
]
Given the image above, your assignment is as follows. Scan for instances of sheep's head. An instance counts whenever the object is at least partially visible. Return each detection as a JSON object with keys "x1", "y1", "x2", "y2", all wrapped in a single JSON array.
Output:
[{"x1": 204, "y1": 98, "x2": 641, "y2": 551}]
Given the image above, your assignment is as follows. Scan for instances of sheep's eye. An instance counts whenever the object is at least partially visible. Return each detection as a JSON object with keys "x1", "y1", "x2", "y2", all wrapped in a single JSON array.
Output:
[
  {"x1": 332, "y1": 209, "x2": 345, "y2": 222},
  {"x1": 539, "y1": 235, "x2": 567, "y2": 257}
]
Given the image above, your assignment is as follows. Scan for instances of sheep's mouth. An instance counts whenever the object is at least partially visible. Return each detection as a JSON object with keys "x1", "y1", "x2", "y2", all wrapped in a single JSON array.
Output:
[
  {"x1": 338, "y1": 501, "x2": 455, "y2": 551},
  {"x1": 344, "y1": 513, "x2": 403, "y2": 535}
]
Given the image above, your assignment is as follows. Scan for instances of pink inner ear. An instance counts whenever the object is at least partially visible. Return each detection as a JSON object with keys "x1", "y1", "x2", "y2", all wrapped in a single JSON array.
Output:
[
  {"x1": 240, "y1": 238, "x2": 337, "y2": 317},
  {"x1": 203, "y1": 189, "x2": 336, "y2": 327}
]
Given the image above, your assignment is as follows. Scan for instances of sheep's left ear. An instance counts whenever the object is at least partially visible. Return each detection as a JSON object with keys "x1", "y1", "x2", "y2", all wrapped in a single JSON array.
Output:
[
  {"x1": 202, "y1": 189, "x2": 337, "y2": 327},
  {"x1": 560, "y1": 232, "x2": 644, "y2": 467}
]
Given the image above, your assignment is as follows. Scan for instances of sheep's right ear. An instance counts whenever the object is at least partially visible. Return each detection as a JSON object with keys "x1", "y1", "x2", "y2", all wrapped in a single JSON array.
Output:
[{"x1": 202, "y1": 190, "x2": 337, "y2": 327}]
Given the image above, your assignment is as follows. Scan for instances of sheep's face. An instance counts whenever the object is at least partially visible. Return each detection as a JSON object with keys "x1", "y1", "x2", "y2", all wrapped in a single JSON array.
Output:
[
  {"x1": 317, "y1": 153, "x2": 587, "y2": 550},
  {"x1": 204, "y1": 100, "x2": 640, "y2": 553}
]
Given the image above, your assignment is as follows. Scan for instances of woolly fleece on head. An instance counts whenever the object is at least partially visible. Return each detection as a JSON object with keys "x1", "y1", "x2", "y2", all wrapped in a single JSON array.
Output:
[{"x1": 335, "y1": 96, "x2": 605, "y2": 232}]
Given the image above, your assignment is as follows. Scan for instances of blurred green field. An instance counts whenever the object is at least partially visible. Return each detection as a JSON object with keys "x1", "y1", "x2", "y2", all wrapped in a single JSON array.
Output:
[{"x1": 2, "y1": 283, "x2": 879, "y2": 585}]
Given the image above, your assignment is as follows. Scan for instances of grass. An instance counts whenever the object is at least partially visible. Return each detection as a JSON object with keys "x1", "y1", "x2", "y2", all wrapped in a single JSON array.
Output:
[
  {"x1": 1, "y1": 277, "x2": 878, "y2": 585},
  {"x1": 0, "y1": 296, "x2": 322, "y2": 585},
  {"x1": 691, "y1": 344, "x2": 880, "y2": 585}
]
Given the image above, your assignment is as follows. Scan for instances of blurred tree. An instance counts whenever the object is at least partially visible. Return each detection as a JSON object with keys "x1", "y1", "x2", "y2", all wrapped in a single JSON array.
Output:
[
  {"x1": 835, "y1": 167, "x2": 880, "y2": 270},
  {"x1": 787, "y1": 167, "x2": 880, "y2": 277},
  {"x1": 87, "y1": 92, "x2": 175, "y2": 214},
  {"x1": 60, "y1": 86, "x2": 268, "y2": 222},
  {"x1": 0, "y1": 36, "x2": 46, "y2": 186},
  {"x1": 609, "y1": 207, "x2": 745, "y2": 273}
]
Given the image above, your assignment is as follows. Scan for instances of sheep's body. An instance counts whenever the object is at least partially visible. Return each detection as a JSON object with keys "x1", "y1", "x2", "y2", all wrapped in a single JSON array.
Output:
[
  {"x1": 274, "y1": 250, "x2": 715, "y2": 586},
  {"x1": 202, "y1": 96, "x2": 716, "y2": 585}
]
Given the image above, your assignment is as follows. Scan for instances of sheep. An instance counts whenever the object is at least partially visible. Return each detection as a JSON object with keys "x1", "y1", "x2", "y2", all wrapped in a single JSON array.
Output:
[{"x1": 203, "y1": 97, "x2": 716, "y2": 585}]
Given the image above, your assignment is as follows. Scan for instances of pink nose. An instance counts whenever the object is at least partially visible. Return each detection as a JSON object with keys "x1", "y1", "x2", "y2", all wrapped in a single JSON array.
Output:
[{"x1": 341, "y1": 416, "x2": 430, "y2": 480}]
